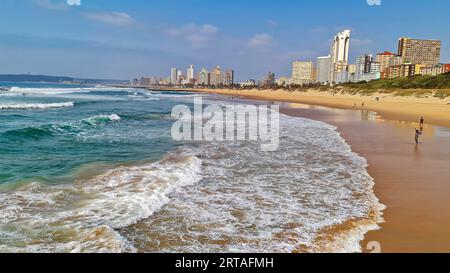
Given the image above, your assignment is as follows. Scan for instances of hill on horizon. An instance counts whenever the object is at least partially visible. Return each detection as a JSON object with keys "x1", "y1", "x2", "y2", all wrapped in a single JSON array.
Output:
[{"x1": 0, "y1": 74, "x2": 126, "y2": 84}]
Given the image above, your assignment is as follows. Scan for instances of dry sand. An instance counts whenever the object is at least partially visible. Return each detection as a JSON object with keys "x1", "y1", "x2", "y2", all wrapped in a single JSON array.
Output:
[{"x1": 170, "y1": 87, "x2": 450, "y2": 128}]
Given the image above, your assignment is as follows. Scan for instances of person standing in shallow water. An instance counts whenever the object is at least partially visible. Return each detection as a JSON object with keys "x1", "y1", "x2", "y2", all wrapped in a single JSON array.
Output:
[
  {"x1": 420, "y1": 116, "x2": 425, "y2": 131},
  {"x1": 415, "y1": 129, "x2": 422, "y2": 144}
]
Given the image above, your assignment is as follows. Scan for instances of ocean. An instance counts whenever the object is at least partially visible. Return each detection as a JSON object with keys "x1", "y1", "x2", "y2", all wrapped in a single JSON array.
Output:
[{"x1": 0, "y1": 82, "x2": 384, "y2": 253}]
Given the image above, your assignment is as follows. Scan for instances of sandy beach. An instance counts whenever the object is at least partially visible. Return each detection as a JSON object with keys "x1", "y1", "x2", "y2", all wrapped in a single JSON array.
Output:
[
  {"x1": 157, "y1": 87, "x2": 450, "y2": 128},
  {"x1": 172, "y1": 88, "x2": 450, "y2": 253}
]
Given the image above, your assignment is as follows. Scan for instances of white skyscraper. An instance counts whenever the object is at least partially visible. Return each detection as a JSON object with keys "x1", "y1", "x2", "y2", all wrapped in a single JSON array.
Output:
[
  {"x1": 170, "y1": 68, "x2": 178, "y2": 85},
  {"x1": 187, "y1": 65, "x2": 194, "y2": 82},
  {"x1": 330, "y1": 30, "x2": 351, "y2": 83}
]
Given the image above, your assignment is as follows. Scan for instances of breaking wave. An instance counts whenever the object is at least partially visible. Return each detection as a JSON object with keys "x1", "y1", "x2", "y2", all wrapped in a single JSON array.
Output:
[
  {"x1": 0, "y1": 102, "x2": 74, "y2": 110},
  {"x1": 0, "y1": 152, "x2": 202, "y2": 253}
]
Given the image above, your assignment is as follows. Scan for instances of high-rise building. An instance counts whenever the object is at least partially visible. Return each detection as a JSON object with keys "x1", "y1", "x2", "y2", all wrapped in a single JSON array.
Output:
[
  {"x1": 210, "y1": 66, "x2": 222, "y2": 86},
  {"x1": 398, "y1": 37, "x2": 441, "y2": 66},
  {"x1": 198, "y1": 67, "x2": 210, "y2": 85},
  {"x1": 355, "y1": 54, "x2": 373, "y2": 82},
  {"x1": 177, "y1": 70, "x2": 183, "y2": 83},
  {"x1": 330, "y1": 30, "x2": 351, "y2": 83},
  {"x1": 316, "y1": 55, "x2": 331, "y2": 84},
  {"x1": 291, "y1": 61, "x2": 314, "y2": 85},
  {"x1": 355, "y1": 54, "x2": 381, "y2": 82},
  {"x1": 376, "y1": 51, "x2": 402, "y2": 73},
  {"x1": 223, "y1": 69, "x2": 234, "y2": 86},
  {"x1": 187, "y1": 65, "x2": 195, "y2": 82},
  {"x1": 170, "y1": 68, "x2": 178, "y2": 85}
]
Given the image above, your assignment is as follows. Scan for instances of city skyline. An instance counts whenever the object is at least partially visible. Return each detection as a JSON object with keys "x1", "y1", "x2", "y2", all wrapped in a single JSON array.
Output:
[{"x1": 1, "y1": 0, "x2": 449, "y2": 81}]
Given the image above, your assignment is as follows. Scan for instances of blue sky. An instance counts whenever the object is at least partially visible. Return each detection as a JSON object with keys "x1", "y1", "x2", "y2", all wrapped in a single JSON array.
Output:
[{"x1": 0, "y1": 0, "x2": 449, "y2": 81}]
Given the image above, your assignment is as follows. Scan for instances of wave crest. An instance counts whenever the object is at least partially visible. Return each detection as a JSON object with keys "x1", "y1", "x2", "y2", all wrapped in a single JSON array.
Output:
[
  {"x1": 0, "y1": 152, "x2": 202, "y2": 253},
  {"x1": 2, "y1": 114, "x2": 122, "y2": 140},
  {"x1": 0, "y1": 102, "x2": 74, "y2": 110}
]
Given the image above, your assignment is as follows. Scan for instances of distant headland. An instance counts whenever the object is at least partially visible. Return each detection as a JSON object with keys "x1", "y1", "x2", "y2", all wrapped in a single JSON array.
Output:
[{"x1": 0, "y1": 74, "x2": 127, "y2": 85}]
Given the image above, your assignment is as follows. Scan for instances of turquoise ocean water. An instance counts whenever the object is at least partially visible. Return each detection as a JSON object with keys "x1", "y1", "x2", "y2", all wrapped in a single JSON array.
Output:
[{"x1": 0, "y1": 82, "x2": 384, "y2": 253}]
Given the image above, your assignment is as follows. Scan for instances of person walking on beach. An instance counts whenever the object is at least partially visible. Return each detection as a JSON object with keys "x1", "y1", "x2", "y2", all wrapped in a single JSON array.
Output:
[
  {"x1": 415, "y1": 129, "x2": 422, "y2": 144},
  {"x1": 420, "y1": 116, "x2": 425, "y2": 131}
]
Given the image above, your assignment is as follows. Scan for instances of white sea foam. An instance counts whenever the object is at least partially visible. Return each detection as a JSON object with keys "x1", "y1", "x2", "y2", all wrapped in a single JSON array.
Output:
[
  {"x1": 0, "y1": 98, "x2": 384, "y2": 253},
  {"x1": 121, "y1": 111, "x2": 385, "y2": 253},
  {"x1": 0, "y1": 102, "x2": 74, "y2": 110},
  {"x1": 8, "y1": 86, "x2": 135, "y2": 95},
  {"x1": 0, "y1": 154, "x2": 202, "y2": 253}
]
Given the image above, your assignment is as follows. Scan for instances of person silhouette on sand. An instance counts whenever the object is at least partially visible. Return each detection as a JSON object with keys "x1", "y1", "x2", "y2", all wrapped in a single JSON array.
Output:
[
  {"x1": 415, "y1": 129, "x2": 422, "y2": 144},
  {"x1": 420, "y1": 116, "x2": 424, "y2": 131}
]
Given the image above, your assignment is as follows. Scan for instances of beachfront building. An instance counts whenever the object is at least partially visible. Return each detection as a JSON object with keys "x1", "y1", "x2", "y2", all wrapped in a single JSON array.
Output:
[
  {"x1": 316, "y1": 55, "x2": 331, "y2": 84},
  {"x1": 355, "y1": 54, "x2": 371, "y2": 82},
  {"x1": 223, "y1": 69, "x2": 234, "y2": 86},
  {"x1": 198, "y1": 67, "x2": 210, "y2": 86},
  {"x1": 376, "y1": 51, "x2": 403, "y2": 73},
  {"x1": 291, "y1": 61, "x2": 315, "y2": 86},
  {"x1": 187, "y1": 65, "x2": 195, "y2": 82},
  {"x1": 210, "y1": 66, "x2": 222, "y2": 86},
  {"x1": 177, "y1": 70, "x2": 184, "y2": 83},
  {"x1": 334, "y1": 71, "x2": 349, "y2": 84},
  {"x1": 170, "y1": 68, "x2": 178, "y2": 85},
  {"x1": 420, "y1": 64, "x2": 450, "y2": 76},
  {"x1": 354, "y1": 54, "x2": 381, "y2": 82},
  {"x1": 330, "y1": 30, "x2": 351, "y2": 83},
  {"x1": 398, "y1": 37, "x2": 441, "y2": 66},
  {"x1": 382, "y1": 63, "x2": 419, "y2": 79}
]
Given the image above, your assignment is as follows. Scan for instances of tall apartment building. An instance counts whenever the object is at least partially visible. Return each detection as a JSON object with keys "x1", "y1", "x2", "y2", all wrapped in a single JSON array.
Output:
[
  {"x1": 355, "y1": 54, "x2": 381, "y2": 82},
  {"x1": 291, "y1": 61, "x2": 314, "y2": 85},
  {"x1": 330, "y1": 30, "x2": 351, "y2": 83},
  {"x1": 398, "y1": 37, "x2": 441, "y2": 66},
  {"x1": 355, "y1": 54, "x2": 373, "y2": 82},
  {"x1": 223, "y1": 69, "x2": 234, "y2": 86},
  {"x1": 187, "y1": 65, "x2": 195, "y2": 82},
  {"x1": 210, "y1": 66, "x2": 222, "y2": 86},
  {"x1": 316, "y1": 55, "x2": 331, "y2": 84},
  {"x1": 170, "y1": 68, "x2": 178, "y2": 85},
  {"x1": 376, "y1": 51, "x2": 403, "y2": 73},
  {"x1": 198, "y1": 67, "x2": 210, "y2": 85}
]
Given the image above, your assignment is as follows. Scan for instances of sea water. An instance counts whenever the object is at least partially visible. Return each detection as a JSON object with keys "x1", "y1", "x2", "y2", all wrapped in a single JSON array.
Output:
[{"x1": 0, "y1": 82, "x2": 384, "y2": 253}]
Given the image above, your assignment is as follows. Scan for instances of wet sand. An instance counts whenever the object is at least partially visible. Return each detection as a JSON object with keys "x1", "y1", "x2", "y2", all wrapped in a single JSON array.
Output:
[
  {"x1": 159, "y1": 87, "x2": 450, "y2": 128},
  {"x1": 279, "y1": 103, "x2": 450, "y2": 253}
]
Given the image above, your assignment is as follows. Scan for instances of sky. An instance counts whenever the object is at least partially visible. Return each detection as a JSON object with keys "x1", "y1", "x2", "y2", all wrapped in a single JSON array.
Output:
[{"x1": 0, "y1": 0, "x2": 449, "y2": 81}]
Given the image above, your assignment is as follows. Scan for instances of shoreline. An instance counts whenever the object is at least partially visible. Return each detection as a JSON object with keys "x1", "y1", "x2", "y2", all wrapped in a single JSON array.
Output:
[
  {"x1": 147, "y1": 87, "x2": 450, "y2": 128},
  {"x1": 199, "y1": 89, "x2": 450, "y2": 252}
]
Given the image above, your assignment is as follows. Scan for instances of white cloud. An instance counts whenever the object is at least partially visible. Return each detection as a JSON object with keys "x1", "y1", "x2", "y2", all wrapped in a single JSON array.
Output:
[
  {"x1": 33, "y1": 0, "x2": 68, "y2": 10},
  {"x1": 248, "y1": 33, "x2": 273, "y2": 48},
  {"x1": 167, "y1": 23, "x2": 219, "y2": 48},
  {"x1": 83, "y1": 12, "x2": 135, "y2": 27}
]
